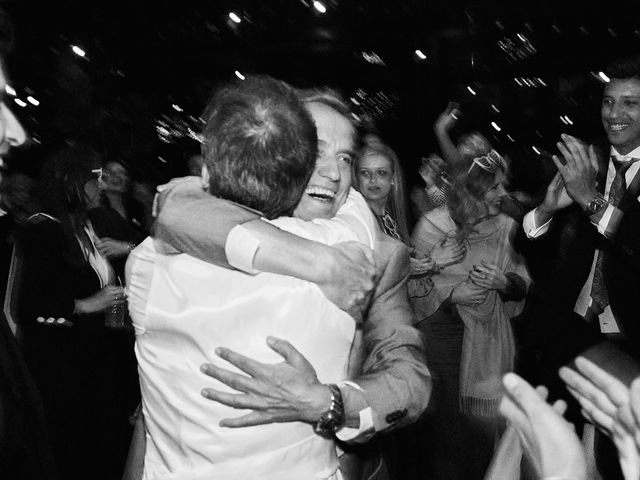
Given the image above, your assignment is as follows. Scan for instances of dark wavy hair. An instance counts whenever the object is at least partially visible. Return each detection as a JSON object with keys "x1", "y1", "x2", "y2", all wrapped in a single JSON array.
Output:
[
  {"x1": 605, "y1": 55, "x2": 640, "y2": 81},
  {"x1": 201, "y1": 75, "x2": 317, "y2": 219},
  {"x1": 37, "y1": 145, "x2": 103, "y2": 265}
]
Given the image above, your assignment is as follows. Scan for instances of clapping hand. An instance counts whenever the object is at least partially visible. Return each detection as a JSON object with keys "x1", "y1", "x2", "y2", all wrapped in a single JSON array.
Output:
[
  {"x1": 551, "y1": 134, "x2": 600, "y2": 209},
  {"x1": 539, "y1": 171, "x2": 574, "y2": 215},
  {"x1": 499, "y1": 373, "x2": 587, "y2": 480},
  {"x1": 559, "y1": 357, "x2": 640, "y2": 480}
]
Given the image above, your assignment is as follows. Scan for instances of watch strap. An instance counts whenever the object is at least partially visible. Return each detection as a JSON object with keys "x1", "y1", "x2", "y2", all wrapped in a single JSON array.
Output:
[{"x1": 314, "y1": 384, "x2": 345, "y2": 437}]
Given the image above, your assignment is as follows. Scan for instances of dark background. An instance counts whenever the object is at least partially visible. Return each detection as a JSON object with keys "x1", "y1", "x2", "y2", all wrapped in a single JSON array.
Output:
[{"x1": 3, "y1": 0, "x2": 640, "y2": 193}]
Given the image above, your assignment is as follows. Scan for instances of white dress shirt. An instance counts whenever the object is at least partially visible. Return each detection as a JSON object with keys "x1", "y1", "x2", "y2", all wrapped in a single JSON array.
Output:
[
  {"x1": 126, "y1": 192, "x2": 375, "y2": 480},
  {"x1": 522, "y1": 145, "x2": 640, "y2": 332}
]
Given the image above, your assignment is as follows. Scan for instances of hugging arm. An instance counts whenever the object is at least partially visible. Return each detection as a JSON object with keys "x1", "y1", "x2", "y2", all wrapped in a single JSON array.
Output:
[{"x1": 154, "y1": 177, "x2": 375, "y2": 316}]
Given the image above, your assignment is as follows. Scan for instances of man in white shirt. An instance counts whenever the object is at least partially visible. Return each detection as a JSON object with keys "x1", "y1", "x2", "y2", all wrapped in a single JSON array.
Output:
[{"x1": 126, "y1": 78, "x2": 429, "y2": 480}]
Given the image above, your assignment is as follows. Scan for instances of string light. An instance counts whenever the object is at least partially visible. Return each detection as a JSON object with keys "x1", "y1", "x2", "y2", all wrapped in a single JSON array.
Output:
[
  {"x1": 362, "y1": 51, "x2": 385, "y2": 66},
  {"x1": 598, "y1": 71, "x2": 610, "y2": 83},
  {"x1": 5, "y1": 85, "x2": 16, "y2": 96},
  {"x1": 27, "y1": 96, "x2": 39, "y2": 106},
  {"x1": 14, "y1": 98, "x2": 27, "y2": 107},
  {"x1": 235, "y1": 71, "x2": 246, "y2": 81},
  {"x1": 313, "y1": 1, "x2": 327, "y2": 13},
  {"x1": 71, "y1": 45, "x2": 85, "y2": 57},
  {"x1": 467, "y1": 86, "x2": 476, "y2": 95},
  {"x1": 491, "y1": 122, "x2": 501, "y2": 132},
  {"x1": 415, "y1": 49, "x2": 427, "y2": 60},
  {"x1": 228, "y1": 12, "x2": 242, "y2": 24}
]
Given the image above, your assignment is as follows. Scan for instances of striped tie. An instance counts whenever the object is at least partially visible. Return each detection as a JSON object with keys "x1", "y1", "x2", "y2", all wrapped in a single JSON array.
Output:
[{"x1": 590, "y1": 156, "x2": 639, "y2": 312}]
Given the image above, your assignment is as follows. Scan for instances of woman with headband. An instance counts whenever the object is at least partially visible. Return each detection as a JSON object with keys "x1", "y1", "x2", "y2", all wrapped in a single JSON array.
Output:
[{"x1": 410, "y1": 148, "x2": 531, "y2": 480}]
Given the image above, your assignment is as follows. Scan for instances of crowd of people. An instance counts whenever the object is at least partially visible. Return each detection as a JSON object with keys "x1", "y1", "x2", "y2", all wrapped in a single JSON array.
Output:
[{"x1": 0, "y1": 7, "x2": 640, "y2": 480}]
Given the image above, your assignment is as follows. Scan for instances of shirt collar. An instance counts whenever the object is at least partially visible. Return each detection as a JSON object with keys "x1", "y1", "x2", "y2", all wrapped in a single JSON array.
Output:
[{"x1": 610, "y1": 144, "x2": 640, "y2": 161}]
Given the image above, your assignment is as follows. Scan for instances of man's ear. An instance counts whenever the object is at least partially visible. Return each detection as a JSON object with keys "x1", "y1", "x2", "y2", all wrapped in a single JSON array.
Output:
[{"x1": 201, "y1": 165, "x2": 210, "y2": 191}]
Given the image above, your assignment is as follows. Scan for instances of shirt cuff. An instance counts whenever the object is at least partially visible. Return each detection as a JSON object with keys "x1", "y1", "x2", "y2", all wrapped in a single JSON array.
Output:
[
  {"x1": 334, "y1": 381, "x2": 374, "y2": 442},
  {"x1": 225, "y1": 224, "x2": 261, "y2": 274},
  {"x1": 522, "y1": 207, "x2": 552, "y2": 238},
  {"x1": 591, "y1": 203, "x2": 622, "y2": 239}
]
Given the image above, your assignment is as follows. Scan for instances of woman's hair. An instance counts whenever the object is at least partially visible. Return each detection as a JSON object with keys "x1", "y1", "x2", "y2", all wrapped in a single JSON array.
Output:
[
  {"x1": 354, "y1": 139, "x2": 410, "y2": 242},
  {"x1": 37, "y1": 145, "x2": 102, "y2": 264},
  {"x1": 448, "y1": 150, "x2": 508, "y2": 239}
]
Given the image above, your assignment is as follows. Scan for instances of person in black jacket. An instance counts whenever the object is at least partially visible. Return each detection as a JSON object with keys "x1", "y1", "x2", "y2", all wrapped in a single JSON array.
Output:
[
  {"x1": 0, "y1": 7, "x2": 59, "y2": 480},
  {"x1": 517, "y1": 55, "x2": 640, "y2": 480},
  {"x1": 14, "y1": 149, "x2": 129, "y2": 480}
]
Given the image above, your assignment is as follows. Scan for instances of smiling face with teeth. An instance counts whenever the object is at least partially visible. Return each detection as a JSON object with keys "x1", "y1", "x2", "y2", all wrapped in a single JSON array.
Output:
[
  {"x1": 601, "y1": 77, "x2": 640, "y2": 155},
  {"x1": 293, "y1": 101, "x2": 356, "y2": 221}
]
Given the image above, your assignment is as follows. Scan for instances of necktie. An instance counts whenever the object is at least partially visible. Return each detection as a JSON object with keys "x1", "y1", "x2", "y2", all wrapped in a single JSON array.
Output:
[
  {"x1": 608, "y1": 156, "x2": 638, "y2": 206},
  {"x1": 590, "y1": 156, "x2": 639, "y2": 313}
]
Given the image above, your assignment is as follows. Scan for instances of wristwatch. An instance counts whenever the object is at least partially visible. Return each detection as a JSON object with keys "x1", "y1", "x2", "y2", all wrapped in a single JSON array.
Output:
[
  {"x1": 586, "y1": 195, "x2": 606, "y2": 215},
  {"x1": 314, "y1": 384, "x2": 345, "y2": 437}
]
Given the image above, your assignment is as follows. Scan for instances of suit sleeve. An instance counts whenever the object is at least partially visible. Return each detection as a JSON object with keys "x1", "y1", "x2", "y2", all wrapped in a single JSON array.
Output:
[
  {"x1": 153, "y1": 177, "x2": 260, "y2": 269},
  {"x1": 608, "y1": 198, "x2": 640, "y2": 272},
  {"x1": 353, "y1": 242, "x2": 431, "y2": 436},
  {"x1": 15, "y1": 218, "x2": 78, "y2": 324}
]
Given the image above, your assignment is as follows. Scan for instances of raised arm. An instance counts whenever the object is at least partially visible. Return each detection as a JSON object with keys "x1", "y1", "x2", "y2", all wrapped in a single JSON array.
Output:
[{"x1": 433, "y1": 102, "x2": 465, "y2": 171}]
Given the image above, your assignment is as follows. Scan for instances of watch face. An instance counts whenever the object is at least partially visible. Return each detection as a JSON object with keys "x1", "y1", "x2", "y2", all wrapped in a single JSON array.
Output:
[{"x1": 589, "y1": 198, "x2": 604, "y2": 213}]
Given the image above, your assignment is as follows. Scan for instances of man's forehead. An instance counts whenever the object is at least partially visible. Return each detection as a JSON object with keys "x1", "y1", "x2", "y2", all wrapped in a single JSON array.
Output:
[
  {"x1": 307, "y1": 102, "x2": 355, "y2": 140},
  {"x1": 604, "y1": 77, "x2": 640, "y2": 97}
]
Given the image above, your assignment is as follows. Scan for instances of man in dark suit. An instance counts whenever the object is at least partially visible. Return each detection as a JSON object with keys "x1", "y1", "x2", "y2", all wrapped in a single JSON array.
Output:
[
  {"x1": 146, "y1": 86, "x2": 430, "y2": 480},
  {"x1": 0, "y1": 8, "x2": 58, "y2": 479},
  {"x1": 518, "y1": 56, "x2": 640, "y2": 480},
  {"x1": 521, "y1": 55, "x2": 640, "y2": 358}
]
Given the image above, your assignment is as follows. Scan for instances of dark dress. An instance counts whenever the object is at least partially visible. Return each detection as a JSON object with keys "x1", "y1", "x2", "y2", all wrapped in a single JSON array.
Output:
[{"x1": 14, "y1": 214, "x2": 132, "y2": 480}]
